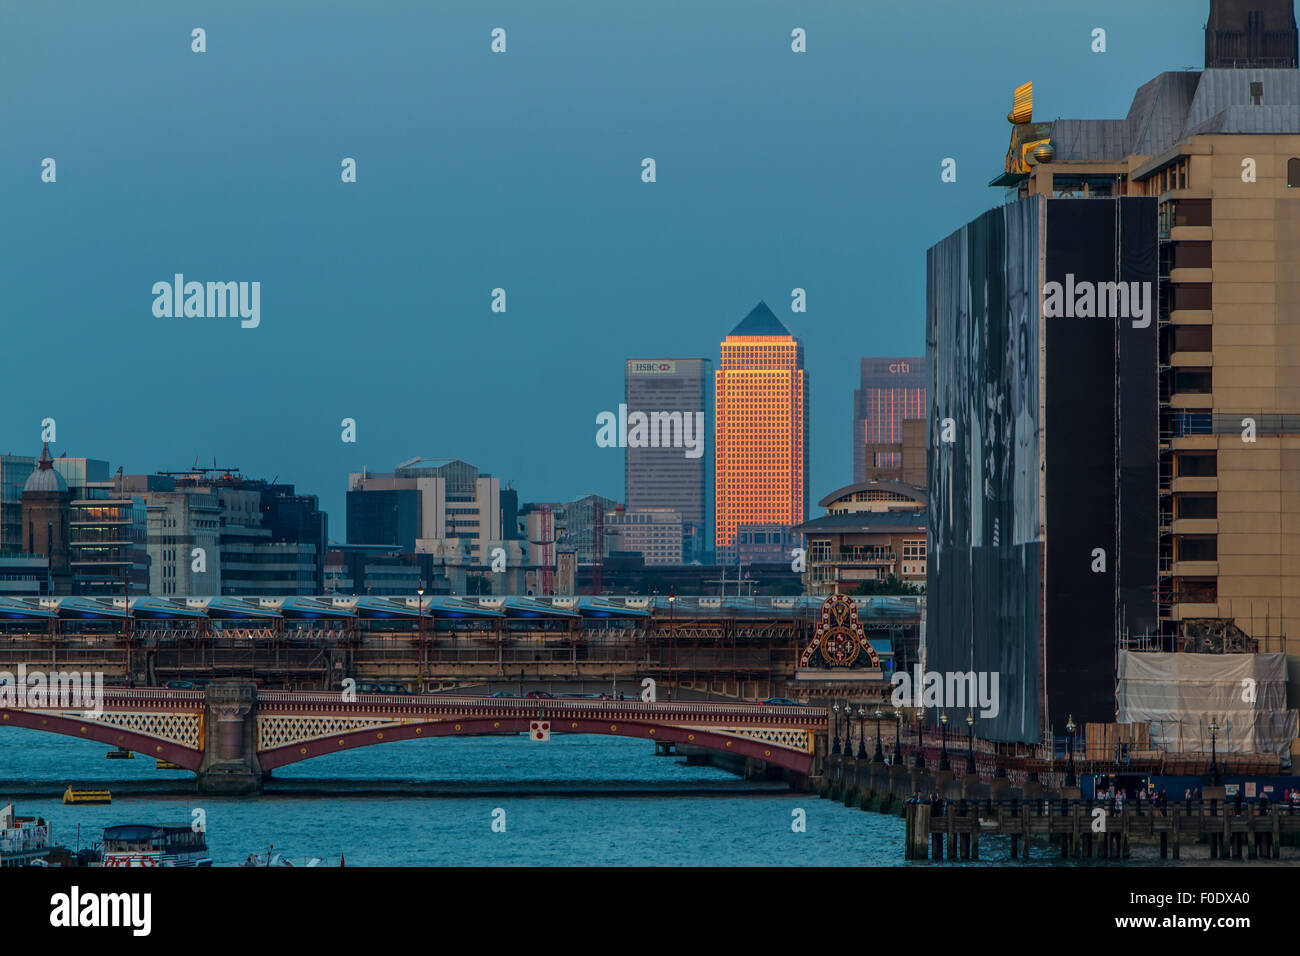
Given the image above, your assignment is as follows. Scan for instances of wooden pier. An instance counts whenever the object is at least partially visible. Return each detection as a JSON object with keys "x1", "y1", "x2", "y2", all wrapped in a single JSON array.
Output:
[{"x1": 815, "y1": 753, "x2": 1300, "y2": 862}]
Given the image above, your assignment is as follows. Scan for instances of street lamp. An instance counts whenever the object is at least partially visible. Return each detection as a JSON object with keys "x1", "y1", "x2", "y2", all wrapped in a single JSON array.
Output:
[
  {"x1": 844, "y1": 704, "x2": 855, "y2": 757},
  {"x1": 939, "y1": 710, "x2": 950, "y2": 772},
  {"x1": 1209, "y1": 719, "x2": 1221, "y2": 786},
  {"x1": 667, "y1": 588, "x2": 675, "y2": 702},
  {"x1": 913, "y1": 707, "x2": 926, "y2": 770},
  {"x1": 416, "y1": 582, "x2": 425, "y2": 688},
  {"x1": 892, "y1": 708, "x2": 903, "y2": 765},
  {"x1": 857, "y1": 706, "x2": 868, "y2": 759},
  {"x1": 1065, "y1": 714, "x2": 1077, "y2": 788},
  {"x1": 832, "y1": 702, "x2": 842, "y2": 755},
  {"x1": 122, "y1": 566, "x2": 133, "y2": 688},
  {"x1": 873, "y1": 708, "x2": 885, "y2": 763},
  {"x1": 964, "y1": 712, "x2": 977, "y2": 775}
]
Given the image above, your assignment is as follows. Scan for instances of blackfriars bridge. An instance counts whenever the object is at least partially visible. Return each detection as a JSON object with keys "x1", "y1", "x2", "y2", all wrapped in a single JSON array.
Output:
[{"x1": 0, "y1": 682, "x2": 829, "y2": 793}]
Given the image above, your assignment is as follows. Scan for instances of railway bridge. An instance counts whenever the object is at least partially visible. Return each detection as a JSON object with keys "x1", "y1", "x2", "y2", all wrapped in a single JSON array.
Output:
[
  {"x1": 0, "y1": 682, "x2": 828, "y2": 794},
  {"x1": 0, "y1": 593, "x2": 921, "y2": 701}
]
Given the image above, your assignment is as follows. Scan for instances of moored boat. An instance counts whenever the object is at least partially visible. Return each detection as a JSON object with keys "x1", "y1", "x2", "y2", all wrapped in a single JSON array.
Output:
[
  {"x1": 95, "y1": 823, "x2": 212, "y2": 867},
  {"x1": 0, "y1": 803, "x2": 57, "y2": 867},
  {"x1": 239, "y1": 850, "x2": 324, "y2": 867}
]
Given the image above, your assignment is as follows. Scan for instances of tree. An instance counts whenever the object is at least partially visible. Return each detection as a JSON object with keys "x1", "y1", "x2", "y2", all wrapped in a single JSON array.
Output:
[{"x1": 852, "y1": 575, "x2": 924, "y2": 596}]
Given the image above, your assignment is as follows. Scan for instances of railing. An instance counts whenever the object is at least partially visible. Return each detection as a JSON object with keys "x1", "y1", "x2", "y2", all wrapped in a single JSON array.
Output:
[
  {"x1": 255, "y1": 689, "x2": 826, "y2": 721},
  {"x1": 0, "y1": 824, "x2": 50, "y2": 853},
  {"x1": 1169, "y1": 411, "x2": 1213, "y2": 437},
  {"x1": 1210, "y1": 413, "x2": 1300, "y2": 436}
]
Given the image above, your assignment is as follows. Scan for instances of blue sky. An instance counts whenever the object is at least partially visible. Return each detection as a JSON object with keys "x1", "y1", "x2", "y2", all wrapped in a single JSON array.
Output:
[{"x1": 1, "y1": 0, "x2": 1206, "y2": 532}]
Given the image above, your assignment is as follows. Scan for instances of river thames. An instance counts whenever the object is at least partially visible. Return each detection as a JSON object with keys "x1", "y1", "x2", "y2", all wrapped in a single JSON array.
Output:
[{"x1": 0, "y1": 727, "x2": 906, "y2": 866}]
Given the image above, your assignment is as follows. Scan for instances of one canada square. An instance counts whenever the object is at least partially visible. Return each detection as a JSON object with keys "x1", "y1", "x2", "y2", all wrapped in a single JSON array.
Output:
[{"x1": 713, "y1": 302, "x2": 809, "y2": 564}]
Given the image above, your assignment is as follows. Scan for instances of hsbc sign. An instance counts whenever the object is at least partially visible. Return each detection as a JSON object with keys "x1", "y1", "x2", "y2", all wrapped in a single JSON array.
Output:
[{"x1": 630, "y1": 361, "x2": 677, "y2": 374}]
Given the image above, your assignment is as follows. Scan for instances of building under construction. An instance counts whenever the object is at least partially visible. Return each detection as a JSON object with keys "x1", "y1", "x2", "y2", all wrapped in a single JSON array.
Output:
[{"x1": 926, "y1": 0, "x2": 1300, "y2": 762}]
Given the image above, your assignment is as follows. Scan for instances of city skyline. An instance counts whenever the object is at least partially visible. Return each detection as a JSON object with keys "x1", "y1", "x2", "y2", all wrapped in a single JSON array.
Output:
[
  {"x1": 5, "y1": 298, "x2": 859, "y2": 542},
  {"x1": 2, "y1": 0, "x2": 1298, "y2": 896},
  {"x1": 1, "y1": 0, "x2": 1206, "y2": 527}
]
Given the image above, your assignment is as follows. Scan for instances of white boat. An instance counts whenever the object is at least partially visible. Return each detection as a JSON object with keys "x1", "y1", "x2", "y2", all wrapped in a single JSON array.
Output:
[
  {"x1": 0, "y1": 803, "x2": 57, "y2": 867},
  {"x1": 95, "y1": 824, "x2": 212, "y2": 867},
  {"x1": 240, "y1": 850, "x2": 323, "y2": 867}
]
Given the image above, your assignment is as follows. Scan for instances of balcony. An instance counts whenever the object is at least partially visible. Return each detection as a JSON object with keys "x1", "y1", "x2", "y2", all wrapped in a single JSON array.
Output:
[
  {"x1": 1173, "y1": 560, "x2": 1218, "y2": 577},
  {"x1": 1169, "y1": 268, "x2": 1213, "y2": 284},
  {"x1": 1170, "y1": 435, "x2": 1216, "y2": 451},
  {"x1": 1171, "y1": 518, "x2": 1218, "y2": 535},
  {"x1": 1168, "y1": 310, "x2": 1213, "y2": 325},
  {"x1": 1172, "y1": 476, "x2": 1217, "y2": 493},
  {"x1": 1170, "y1": 393, "x2": 1213, "y2": 409},
  {"x1": 827, "y1": 553, "x2": 898, "y2": 566},
  {"x1": 1168, "y1": 226, "x2": 1212, "y2": 242},
  {"x1": 1169, "y1": 351, "x2": 1213, "y2": 367}
]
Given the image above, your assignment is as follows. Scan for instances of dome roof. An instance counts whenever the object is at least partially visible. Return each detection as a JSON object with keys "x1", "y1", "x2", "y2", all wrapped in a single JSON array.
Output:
[{"x1": 23, "y1": 443, "x2": 68, "y2": 495}]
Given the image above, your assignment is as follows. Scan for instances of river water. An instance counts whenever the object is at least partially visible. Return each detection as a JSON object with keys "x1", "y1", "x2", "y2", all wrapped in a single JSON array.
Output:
[
  {"x1": 0, "y1": 727, "x2": 906, "y2": 866},
  {"x1": 4, "y1": 729, "x2": 1282, "y2": 866}
]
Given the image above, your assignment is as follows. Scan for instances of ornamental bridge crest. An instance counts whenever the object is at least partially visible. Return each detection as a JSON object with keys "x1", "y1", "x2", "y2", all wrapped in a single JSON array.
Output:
[{"x1": 799, "y1": 593, "x2": 881, "y2": 669}]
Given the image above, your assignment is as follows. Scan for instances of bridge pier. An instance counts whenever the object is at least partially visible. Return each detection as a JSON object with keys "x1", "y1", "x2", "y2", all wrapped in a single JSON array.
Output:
[{"x1": 196, "y1": 681, "x2": 263, "y2": 795}]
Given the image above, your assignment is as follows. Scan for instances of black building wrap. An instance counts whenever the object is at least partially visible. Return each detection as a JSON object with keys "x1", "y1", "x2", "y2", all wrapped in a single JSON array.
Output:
[
  {"x1": 1043, "y1": 197, "x2": 1157, "y2": 734},
  {"x1": 1044, "y1": 200, "x2": 1120, "y2": 732},
  {"x1": 1117, "y1": 200, "x2": 1160, "y2": 648},
  {"x1": 927, "y1": 196, "x2": 1158, "y2": 745},
  {"x1": 926, "y1": 199, "x2": 1042, "y2": 744}
]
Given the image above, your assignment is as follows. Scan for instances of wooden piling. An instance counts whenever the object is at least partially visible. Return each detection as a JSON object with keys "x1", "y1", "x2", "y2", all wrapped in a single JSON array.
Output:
[{"x1": 904, "y1": 799, "x2": 931, "y2": 860}]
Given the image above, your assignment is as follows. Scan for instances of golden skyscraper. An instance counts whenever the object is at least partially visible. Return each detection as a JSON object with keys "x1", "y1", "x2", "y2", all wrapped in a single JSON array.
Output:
[{"x1": 713, "y1": 302, "x2": 808, "y2": 562}]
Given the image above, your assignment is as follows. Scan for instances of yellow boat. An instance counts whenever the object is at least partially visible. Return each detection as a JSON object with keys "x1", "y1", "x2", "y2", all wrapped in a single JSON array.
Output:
[
  {"x1": 155, "y1": 760, "x2": 182, "y2": 770},
  {"x1": 62, "y1": 787, "x2": 111, "y2": 805}
]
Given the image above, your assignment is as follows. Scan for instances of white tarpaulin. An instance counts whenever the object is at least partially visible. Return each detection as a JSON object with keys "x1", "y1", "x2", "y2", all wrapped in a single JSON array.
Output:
[{"x1": 1117, "y1": 651, "x2": 1298, "y2": 757}]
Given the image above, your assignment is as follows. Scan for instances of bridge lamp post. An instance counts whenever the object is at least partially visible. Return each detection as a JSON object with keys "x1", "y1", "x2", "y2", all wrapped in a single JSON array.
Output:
[
  {"x1": 913, "y1": 707, "x2": 926, "y2": 770},
  {"x1": 122, "y1": 567, "x2": 132, "y2": 688},
  {"x1": 873, "y1": 708, "x2": 885, "y2": 764},
  {"x1": 1208, "y1": 719, "x2": 1221, "y2": 786},
  {"x1": 939, "y1": 710, "x2": 950, "y2": 772},
  {"x1": 892, "y1": 709, "x2": 903, "y2": 765},
  {"x1": 857, "y1": 706, "x2": 868, "y2": 760},
  {"x1": 667, "y1": 588, "x2": 674, "y2": 702},
  {"x1": 416, "y1": 583, "x2": 425, "y2": 687},
  {"x1": 831, "y1": 702, "x2": 841, "y2": 755},
  {"x1": 965, "y1": 711, "x2": 976, "y2": 776},
  {"x1": 845, "y1": 704, "x2": 856, "y2": 757}
]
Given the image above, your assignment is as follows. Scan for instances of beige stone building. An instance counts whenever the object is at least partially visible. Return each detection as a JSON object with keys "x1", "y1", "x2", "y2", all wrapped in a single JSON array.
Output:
[
  {"x1": 793, "y1": 481, "x2": 926, "y2": 595},
  {"x1": 993, "y1": 0, "x2": 1300, "y2": 728}
]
